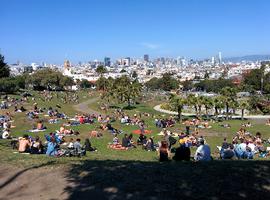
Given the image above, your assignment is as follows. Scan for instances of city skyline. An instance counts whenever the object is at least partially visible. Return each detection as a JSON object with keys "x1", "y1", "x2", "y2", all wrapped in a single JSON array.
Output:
[{"x1": 1, "y1": 0, "x2": 270, "y2": 64}]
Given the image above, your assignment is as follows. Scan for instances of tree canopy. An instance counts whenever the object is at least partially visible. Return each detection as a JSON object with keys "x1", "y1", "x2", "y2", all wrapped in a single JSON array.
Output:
[
  {"x1": 27, "y1": 68, "x2": 74, "y2": 90},
  {"x1": 0, "y1": 54, "x2": 10, "y2": 78},
  {"x1": 145, "y1": 73, "x2": 179, "y2": 91}
]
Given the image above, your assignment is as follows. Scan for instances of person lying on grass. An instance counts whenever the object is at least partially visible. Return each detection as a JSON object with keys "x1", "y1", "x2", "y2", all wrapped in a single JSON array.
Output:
[{"x1": 36, "y1": 120, "x2": 46, "y2": 130}]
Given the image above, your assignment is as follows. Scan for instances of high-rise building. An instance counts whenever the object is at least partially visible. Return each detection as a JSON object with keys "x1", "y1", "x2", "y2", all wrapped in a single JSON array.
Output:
[
  {"x1": 218, "y1": 52, "x2": 222, "y2": 64},
  {"x1": 104, "y1": 57, "x2": 111, "y2": 67},
  {"x1": 177, "y1": 56, "x2": 181, "y2": 65},
  {"x1": 211, "y1": 57, "x2": 215, "y2": 65},
  {"x1": 144, "y1": 54, "x2": 149, "y2": 62}
]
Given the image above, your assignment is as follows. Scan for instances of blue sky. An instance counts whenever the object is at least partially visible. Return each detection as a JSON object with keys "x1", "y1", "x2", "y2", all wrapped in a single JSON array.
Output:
[{"x1": 1, "y1": 0, "x2": 270, "y2": 64}]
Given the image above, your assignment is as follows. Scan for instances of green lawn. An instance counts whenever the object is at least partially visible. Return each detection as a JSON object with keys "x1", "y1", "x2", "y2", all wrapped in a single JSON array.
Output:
[{"x1": 1, "y1": 90, "x2": 270, "y2": 168}]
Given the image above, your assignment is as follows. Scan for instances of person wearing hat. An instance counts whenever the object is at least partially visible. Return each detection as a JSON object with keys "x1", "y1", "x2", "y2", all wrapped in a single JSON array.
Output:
[{"x1": 194, "y1": 137, "x2": 211, "y2": 161}]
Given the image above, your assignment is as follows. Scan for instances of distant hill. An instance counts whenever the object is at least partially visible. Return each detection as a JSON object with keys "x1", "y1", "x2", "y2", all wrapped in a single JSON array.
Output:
[{"x1": 224, "y1": 55, "x2": 270, "y2": 62}]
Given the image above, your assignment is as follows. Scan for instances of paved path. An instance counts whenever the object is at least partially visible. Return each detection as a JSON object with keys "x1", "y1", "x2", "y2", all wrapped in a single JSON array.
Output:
[
  {"x1": 73, "y1": 97, "x2": 101, "y2": 116},
  {"x1": 153, "y1": 104, "x2": 270, "y2": 119}
]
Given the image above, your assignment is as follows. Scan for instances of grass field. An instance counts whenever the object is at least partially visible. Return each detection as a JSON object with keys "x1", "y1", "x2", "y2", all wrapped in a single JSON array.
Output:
[
  {"x1": 1, "y1": 90, "x2": 270, "y2": 168},
  {"x1": 1, "y1": 91, "x2": 270, "y2": 199}
]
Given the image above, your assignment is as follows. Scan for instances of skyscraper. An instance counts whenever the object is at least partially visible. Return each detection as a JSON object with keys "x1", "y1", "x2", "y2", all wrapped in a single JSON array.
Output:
[
  {"x1": 104, "y1": 57, "x2": 111, "y2": 67},
  {"x1": 144, "y1": 54, "x2": 149, "y2": 62},
  {"x1": 218, "y1": 52, "x2": 222, "y2": 65}
]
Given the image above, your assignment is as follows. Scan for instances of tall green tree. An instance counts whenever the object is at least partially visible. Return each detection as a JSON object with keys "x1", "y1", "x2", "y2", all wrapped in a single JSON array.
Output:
[
  {"x1": 203, "y1": 96, "x2": 213, "y2": 119},
  {"x1": 96, "y1": 65, "x2": 107, "y2": 76},
  {"x1": 0, "y1": 54, "x2": 10, "y2": 78},
  {"x1": 187, "y1": 94, "x2": 198, "y2": 117},
  {"x1": 213, "y1": 96, "x2": 224, "y2": 120},
  {"x1": 169, "y1": 94, "x2": 186, "y2": 122},
  {"x1": 239, "y1": 100, "x2": 249, "y2": 120},
  {"x1": 221, "y1": 87, "x2": 237, "y2": 120}
]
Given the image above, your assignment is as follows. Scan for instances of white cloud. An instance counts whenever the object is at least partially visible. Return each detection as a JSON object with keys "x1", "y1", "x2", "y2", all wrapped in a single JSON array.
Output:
[{"x1": 140, "y1": 42, "x2": 159, "y2": 50}]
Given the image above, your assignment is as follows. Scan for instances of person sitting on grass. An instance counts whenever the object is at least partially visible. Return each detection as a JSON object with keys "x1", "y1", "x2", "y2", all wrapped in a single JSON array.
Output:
[
  {"x1": 234, "y1": 138, "x2": 247, "y2": 159},
  {"x1": 113, "y1": 134, "x2": 120, "y2": 145},
  {"x1": 143, "y1": 137, "x2": 155, "y2": 151},
  {"x1": 18, "y1": 134, "x2": 31, "y2": 153},
  {"x1": 84, "y1": 138, "x2": 97, "y2": 152},
  {"x1": 74, "y1": 138, "x2": 86, "y2": 155},
  {"x1": 221, "y1": 144, "x2": 235, "y2": 159},
  {"x1": 122, "y1": 134, "x2": 130, "y2": 148},
  {"x1": 128, "y1": 134, "x2": 136, "y2": 148},
  {"x1": 158, "y1": 141, "x2": 170, "y2": 162},
  {"x1": 31, "y1": 136, "x2": 44, "y2": 154},
  {"x1": 2, "y1": 129, "x2": 11, "y2": 139},
  {"x1": 46, "y1": 137, "x2": 58, "y2": 156},
  {"x1": 173, "y1": 141, "x2": 191, "y2": 161},
  {"x1": 194, "y1": 138, "x2": 211, "y2": 161},
  {"x1": 67, "y1": 138, "x2": 74, "y2": 149},
  {"x1": 137, "y1": 133, "x2": 147, "y2": 145}
]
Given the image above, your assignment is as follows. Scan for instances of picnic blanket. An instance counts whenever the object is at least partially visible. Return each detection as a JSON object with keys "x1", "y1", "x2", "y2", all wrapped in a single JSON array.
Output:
[
  {"x1": 132, "y1": 129, "x2": 152, "y2": 135},
  {"x1": 108, "y1": 144, "x2": 128, "y2": 150},
  {"x1": 28, "y1": 129, "x2": 46, "y2": 133}
]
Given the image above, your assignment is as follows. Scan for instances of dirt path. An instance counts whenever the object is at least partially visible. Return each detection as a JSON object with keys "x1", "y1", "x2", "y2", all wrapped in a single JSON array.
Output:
[
  {"x1": 73, "y1": 97, "x2": 101, "y2": 116},
  {"x1": 0, "y1": 165, "x2": 70, "y2": 200}
]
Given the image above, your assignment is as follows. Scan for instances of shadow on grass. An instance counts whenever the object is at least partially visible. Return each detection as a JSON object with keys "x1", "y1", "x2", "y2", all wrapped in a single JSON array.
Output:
[
  {"x1": 64, "y1": 160, "x2": 270, "y2": 200},
  {"x1": 0, "y1": 161, "x2": 56, "y2": 190}
]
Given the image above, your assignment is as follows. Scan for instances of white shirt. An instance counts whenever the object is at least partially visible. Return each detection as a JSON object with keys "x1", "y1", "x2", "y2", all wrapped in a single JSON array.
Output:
[
  {"x1": 2, "y1": 130, "x2": 10, "y2": 139},
  {"x1": 195, "y1": 144, "x2": 211, "y2": 161}
]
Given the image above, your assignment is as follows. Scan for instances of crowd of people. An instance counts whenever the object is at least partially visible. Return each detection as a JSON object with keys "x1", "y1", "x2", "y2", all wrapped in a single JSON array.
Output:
[{"x1": 1, "y1": 92, "x2": 270, "y2": 162}]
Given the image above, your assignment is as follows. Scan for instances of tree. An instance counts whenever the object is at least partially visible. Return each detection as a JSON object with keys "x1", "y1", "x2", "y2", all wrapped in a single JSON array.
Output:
[
  {"x1": 181, "y1": 80, "x2": 193, "y2": 91},
  {"x1": 221, "y1": 87, "x2": 237, "y2": 120},
  {"x1": 96, "y1": 65, "x2": 107, "y2": 76},
  {"x1": 96, "y1": 76, "x2": 110, "y2": 91},
  {"x1": 187, "y1": 94, "x2": 198, "y2": 117},
  {"x1": 131, "y1": 71, "x2": 138, "y2": 79},
  {"x1": 243, "y1": 68, "x2": 264, "y2": 91},
  {"x1": 160, "y1": 73, "x2": 179, "y2": 91},
  {"x1": 239, "y1": 100, "x2": 249, "y2": 120},
  {"x1": 169, "y1": 94, "x2": 186, "y2": 122},
  {"x1": 145, "y1": 73, "x2": 179, "y2": 91},
  {"x1": 213, "y1": 96, "x2": 224, "y2": 120},
  {"x1": 197, "y1": 96, "x2": 204, "y2": 117},
  {"x1": 27, "y1": 68, "x2": 72, "y2": 90},
  {"x1": 80, "y1": 79, "x2": 94, "y2": 89},
  {"x1": 0, "y1": 54, "x2": 10, "y2": 78},
  {"x1": 202, "y1": 96, "x2": 213, "y2": 119},
  {"x1": 99, "y1": 75, "x2": 142, "y2": 107}
]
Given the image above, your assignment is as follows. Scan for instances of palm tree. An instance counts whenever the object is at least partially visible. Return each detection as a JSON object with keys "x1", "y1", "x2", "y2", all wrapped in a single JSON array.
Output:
[
  {"x1": 187, "y1": 94, "x2": 198, "y2": 117},
  {"x1": 197, "y1": 96, "x2": 204, "y2": 117},
  {"x1": 124, "y1": 80, "x2": 142, "y2": 107},
  {"x1": 239, "y1": 100, "x2": 249, "y2": 120},
  {"x1": 213, "y1": 96, "x2": 224, "y2": 120},
  {"x1": 221, "y1": 87, "x2": 237, "y2": 120},
  {"x1": 169, "y1": 94, "x2": 186, "y2": 122},
  {"x1": 203, "y1": 96, "x2": 213, "y2": 120}
]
